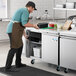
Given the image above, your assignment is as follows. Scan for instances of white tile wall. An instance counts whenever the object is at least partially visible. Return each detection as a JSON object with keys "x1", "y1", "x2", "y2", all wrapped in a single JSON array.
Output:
[
  {"x1": 0, "y1": 21, "x2": 9, "y2": 40},
  {"x1": 7, "y1": 0, "x2": 76, "y2": 19},
  {"x1": 8, "y1": 0, "x2": 54, "y2": 18}
]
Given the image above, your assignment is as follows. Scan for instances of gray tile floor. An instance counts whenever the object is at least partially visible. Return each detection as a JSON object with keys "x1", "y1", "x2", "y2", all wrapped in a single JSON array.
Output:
[{"x1": 0, "y1": 41, "x2": 76, "y2": 76}]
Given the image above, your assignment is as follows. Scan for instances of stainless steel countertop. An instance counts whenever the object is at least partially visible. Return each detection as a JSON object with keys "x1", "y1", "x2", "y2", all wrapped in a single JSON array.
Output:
[{"x1": 26, "y1": 27, "x2": 76, "y2": 37}]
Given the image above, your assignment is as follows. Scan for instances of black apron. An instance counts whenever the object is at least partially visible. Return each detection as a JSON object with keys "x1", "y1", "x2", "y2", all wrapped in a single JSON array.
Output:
[{"x1": 11, "y1": 22, "x2": 25, "y2": 49}]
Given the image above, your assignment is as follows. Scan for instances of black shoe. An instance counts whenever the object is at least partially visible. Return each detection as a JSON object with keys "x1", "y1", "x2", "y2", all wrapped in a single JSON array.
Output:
[
  {"x1": 16, "y1": 63, "x2": 26, "y2": 68},
  {"x1": 5, "y1": 68, "x2": 19, "y2": 72}
]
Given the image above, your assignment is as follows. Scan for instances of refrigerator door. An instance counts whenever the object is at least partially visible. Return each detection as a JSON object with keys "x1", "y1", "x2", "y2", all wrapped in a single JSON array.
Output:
[
  {"x1": 60, "y1": 37, "x2": 76, "y2": 70},
  {"x1": 42, "y1": 33, "x2": 58, "y2": 65}
]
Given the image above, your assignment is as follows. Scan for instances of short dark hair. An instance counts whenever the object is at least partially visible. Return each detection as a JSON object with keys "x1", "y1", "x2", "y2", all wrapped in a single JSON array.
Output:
[{"x1": 26, "y1": 1, "x2": 37, "y2": 10}]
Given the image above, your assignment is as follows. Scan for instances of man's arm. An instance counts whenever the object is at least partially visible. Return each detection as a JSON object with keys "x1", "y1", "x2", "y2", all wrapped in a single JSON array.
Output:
[{"x1": 24, "y1": 22, "x2": 39, "y2": 29}]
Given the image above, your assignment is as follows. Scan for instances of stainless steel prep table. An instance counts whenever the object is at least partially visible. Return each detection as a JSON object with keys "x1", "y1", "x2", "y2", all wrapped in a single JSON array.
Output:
[
  {"x1": 25, "y1": 28, "x2": 60, "y2": 66},
  {"x1": 24, "y1": 28, "x2": 76, "y2": 72},
  {"x1": 60, "y1": 31, "x2": 76, "y2": 72}
]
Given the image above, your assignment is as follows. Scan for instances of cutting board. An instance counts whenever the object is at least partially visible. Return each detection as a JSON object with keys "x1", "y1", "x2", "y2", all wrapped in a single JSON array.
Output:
[{"x1": 63, "y1": 20, "x2": 72, "y2": 30}]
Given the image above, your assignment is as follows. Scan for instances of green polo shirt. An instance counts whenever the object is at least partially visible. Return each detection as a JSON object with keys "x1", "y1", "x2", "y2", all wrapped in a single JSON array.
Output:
[{"x1": 6, "y1": 8, "x2": 29, "y2": 33}]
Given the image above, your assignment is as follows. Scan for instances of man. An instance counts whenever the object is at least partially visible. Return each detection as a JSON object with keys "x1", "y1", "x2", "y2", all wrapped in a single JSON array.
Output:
[{"x1": 5, "y1": 1, "x2": 39, "y2": 72}]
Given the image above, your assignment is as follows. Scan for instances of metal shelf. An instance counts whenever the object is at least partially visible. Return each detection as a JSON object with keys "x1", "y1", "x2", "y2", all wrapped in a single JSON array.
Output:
[
  {"x1": 30, "y1": 41, "x2": 41, "y2": 45},
  {"x1": 53, "y1": 8, "x2": 76, "y2": 11},
  {"x1": 53, "y1": 0, "x2": 76, "y2": 21}
]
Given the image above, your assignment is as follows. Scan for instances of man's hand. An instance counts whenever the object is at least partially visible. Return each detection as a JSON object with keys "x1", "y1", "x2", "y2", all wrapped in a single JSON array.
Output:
[
  {"x1": 24, "y1": 35, "x2": 29, "y2": 39},
  {"x1": 33, "y1": 24, "x2": 39, "y2": 29},
  {"x1": 23, "y1": 30, "x2": 29, "y2": 39}
]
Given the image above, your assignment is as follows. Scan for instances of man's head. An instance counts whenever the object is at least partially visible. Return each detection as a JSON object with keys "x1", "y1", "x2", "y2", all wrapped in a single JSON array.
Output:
[{"x1": 26, "y1": 1, "x2": 37, "y2": 13}]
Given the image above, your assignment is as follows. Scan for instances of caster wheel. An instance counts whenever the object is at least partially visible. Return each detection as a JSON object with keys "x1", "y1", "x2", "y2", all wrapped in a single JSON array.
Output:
[
  {"x1": 56, "y1": 66, "x2": 60, "y2": 71},
  {"x1": 64, "y1": 68, "x2": 68, "y2": 73},
  {"x1": 31, "y1": 59, "x2": 35, "y2": 64}
]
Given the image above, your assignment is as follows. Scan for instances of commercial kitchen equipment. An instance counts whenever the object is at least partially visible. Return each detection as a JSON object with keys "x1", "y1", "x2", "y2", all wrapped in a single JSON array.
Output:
[
  {"x1": 60, "y1": 31, "x2": 76, "y2": 73},
  {"x1": 25, "y1": 28, "x2": 60, "y2": 66},
  {"x1": 26, "y1": 30, "x2": 41, "y2": 64},
  {"x1": 42, "y1": 32, "x2": 59, "y2": 65},
  {"x1": 25, "y1": 27, "x2": 76, "y2": 73}
]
